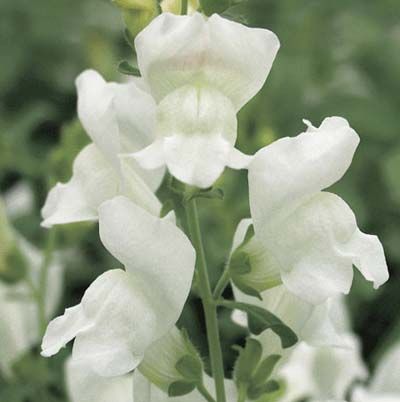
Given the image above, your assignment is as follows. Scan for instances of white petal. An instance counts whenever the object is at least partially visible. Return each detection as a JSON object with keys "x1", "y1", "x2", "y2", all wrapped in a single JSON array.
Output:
[
  {"x1": 279, "y1": 335, "x2": 367, "y2": 402},
  {"x1": 262, "y1": 191, "x2": 387, "y2": 304},
  {"x1": 41, "y1": 144, "x2": 119, "y2": 227},
  {"x1": 249, "y1": 116, "x2": 360, "y2": 228},
  {"x1": 119, "y1": 157, "x2": 162, "y2": 216},
  {"x1": 41, "y1": 305, "x2": 90, "y2": 357},
  {"x1": 370, "y1": 342, "x2": 400, "y2": 394},
  {"x1": 98, "y1": 196, "x2": 196, "y2": 369},
  {"x1": 112, "y1": 78, "x2": 157, "y2": 153},
  {"x1": 133, "y1": 85, "x2": 243, "y2": 188},
  {"x1": 135, "y1": 12, "x2": 280, "y2": 110},
  {"x1": 281, "y1": 254, "x2": 354, "y2": 305},
  {"x1": 352, "y1": 387, "x2": 399, "y2": 402},
  {"x1": 76, "y1": 70, "x2": 164, "y2": 192},
  {"x1": 301, "y1": 298, "x2": 353, "y2": 348},
  {"x1": 76, "y1": 70, "x2": 120, "y2": 165},
  {"x1": 66, "y1": 357, "x2": 133, "y2": 402},
  {"x1": 163, "y1": 134, "x2": 233, "y2": 188},
  {"x1": 226, "y1": 147, "x2": 253, "y2": 169},
  {"x1": 339, "y1": 229, "x2": 389, "y2": 290},
  {"x1": 42, "y1": 269, "x2": 160, "y2": 376}
]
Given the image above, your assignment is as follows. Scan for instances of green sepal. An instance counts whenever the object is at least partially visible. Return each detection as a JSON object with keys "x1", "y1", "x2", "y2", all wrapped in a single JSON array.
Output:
[
  {"x1": 251, "y1": 354, "x2": 281, "y2": 388},
  {"x1": 220, "y1": 300, "x2": 298, "y2": 348},
  {"x1": 160, "y1": 199, "x2": 175, "y2": 218},
  {"x1": 123, "y1": 28, "x2": 136, "y2": 51},
  {"x1": 168, "y1": 380, "x2": 196, "y2": 397},
  {"x1": 175, "y1": 355, "x2": 203, "y2": 382},
  {"x1": 229, "y1": 223, "x2": 254, "y2": 275},
  {"x1": 118, "y1": 60, "x2": 141, "y2": 76},
  {"x1": 233, "y1": 338, "x2": 262, "y2": 383},
  {"x1": 247, "y1": 379, "x2": 281, "y2": 400},
  {"x1": 231, "y1": 277, "x2": 262, "y2": 300}
]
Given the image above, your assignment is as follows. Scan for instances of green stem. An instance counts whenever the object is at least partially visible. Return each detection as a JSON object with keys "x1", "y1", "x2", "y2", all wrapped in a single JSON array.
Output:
[
  {"x1": 212, "y1": 261, "x2": 231, "y2": 300},
  {"x1": 197, "y1": 383, "x2": 217, "y2": 402},
  {"x1": 181, "y1": 0, "x2": 188, "y2": 14},
  {"x1": 184, "y1": 198, "x2": 226, "y2": 402},
  {"x1": 237, "y1": 384, "x2": 247, "y2": 402},
  {"x1": 154, "y1": 0, "x2": 161, "y2": 14},
  {"x1": 37, "y1": 229, "x2": 56, "y2": 336}
]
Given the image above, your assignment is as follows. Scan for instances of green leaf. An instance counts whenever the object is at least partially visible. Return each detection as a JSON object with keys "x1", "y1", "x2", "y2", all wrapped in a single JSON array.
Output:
[
  {"x1": 234, "y1": 338, "x2": 262, "y2": 383},
  {"x1": 118, "y1": 60, "x2": 141, "y2": 76},
  {"x1": 168, "y1": 381, "x2": 196, "y2": 397},
  {"x1": 251, "y1": 354, "x2": 281, "y2": 387},
  {"x1": 160, "y1": 199, "x2": 175, "y2": 218},
  {"x1": 175, "y1": 355, "x2": 203, "y2": 382},
  {"x1": 220, "y1": 301, "x2": 298, "y2": 348},
  {"x1": 123, "y1": 28, "x2": 136, "y2": 50},
  {"x1": 200, "y1": 0, "x2": 231, "y2": 15}
]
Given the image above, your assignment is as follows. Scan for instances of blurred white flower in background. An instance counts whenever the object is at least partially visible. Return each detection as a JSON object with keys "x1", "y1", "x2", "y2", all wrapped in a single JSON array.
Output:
[
  {"x1": 351, "y1": 342, "x2": 400, "y2": 402},
  {"x1": 0, "y1": 195, "x2": 63, "y2": 376}
]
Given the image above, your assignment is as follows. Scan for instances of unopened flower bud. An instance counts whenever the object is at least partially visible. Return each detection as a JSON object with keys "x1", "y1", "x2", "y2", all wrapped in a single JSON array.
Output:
[
  {"x1": 139, "y1": 326, "x2": 203, "y2": 392},
  {"x1": 160, "y1": 0, "x2": 199, "y2": 14}
]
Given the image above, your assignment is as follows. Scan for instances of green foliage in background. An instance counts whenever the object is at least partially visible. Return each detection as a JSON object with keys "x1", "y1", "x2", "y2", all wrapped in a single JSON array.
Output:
[{"x1": 0, "y1": 0, "x2": 399, "y2": 400}]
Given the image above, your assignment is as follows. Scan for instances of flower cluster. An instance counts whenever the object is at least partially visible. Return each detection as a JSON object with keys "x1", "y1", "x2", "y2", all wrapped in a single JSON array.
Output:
[{"x1": 38, "y1": 8, "x2": 389, "y2": 402}]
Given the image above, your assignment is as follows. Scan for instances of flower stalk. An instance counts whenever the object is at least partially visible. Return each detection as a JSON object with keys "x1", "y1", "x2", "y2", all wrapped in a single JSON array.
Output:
[{"x1": 184, "y1": 197, "x2": 226, "y2": 402}]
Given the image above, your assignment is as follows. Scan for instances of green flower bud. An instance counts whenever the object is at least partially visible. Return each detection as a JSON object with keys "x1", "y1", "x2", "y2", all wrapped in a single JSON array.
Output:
[
  {"x1": 139, "y1": 327, "x2": 203, "y2": 392},
  {"x1": 160, "y1": 0, "x2": 199, "y2": 14},
  {"x1": 230, "y1": 222, "x2": 281, "y2": 298},
  {"x1": 112, "y1": 0, "x2": 158, "y2": 38},
  {"x1": 122, "y1": 7, "x2": 158, "y2": 38},
  {"x1": 113, "y1": 0, "x2": 155, "y2": 10}
]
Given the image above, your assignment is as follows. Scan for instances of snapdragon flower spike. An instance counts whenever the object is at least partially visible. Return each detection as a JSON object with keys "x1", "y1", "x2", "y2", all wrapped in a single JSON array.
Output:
[
  {"x1": 41, "y1": 70, "x2": 164, "y2": 227},
  {"x1": 352, "y1": 342, "x2": 400, "y2": 402},
  {"x1": 131, "y1": 12, "x2": 280, "y2": 188},
  {"x1": 246, "y1": 116, "x2": 388, "y2": 304},
  {"x1": 41, "y1": 196, "x2": 195, "y2": 377}
]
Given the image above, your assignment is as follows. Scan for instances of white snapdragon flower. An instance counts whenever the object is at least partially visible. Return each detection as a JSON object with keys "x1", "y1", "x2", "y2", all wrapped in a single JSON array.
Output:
[
  {"x1": 351, "y1": 342, "x2": 400, "y2": 402},
  {"x1": 42, "y1": 70, "x2": 164, "y2": 227},
  {"x1": 41, "y1": 196, "x2": 195, "y2": 376},
  {"x1": 242, "y1": 117, "x2": 388, "y2": 304},
  {"x1": 130, "y1": 12, "x2": 280, "y2": 188}
]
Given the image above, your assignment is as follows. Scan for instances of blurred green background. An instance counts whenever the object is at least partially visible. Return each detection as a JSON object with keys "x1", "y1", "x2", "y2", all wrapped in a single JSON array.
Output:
[{"x1": 0, "y1": 0, "x2": 399, "y2": 400}]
